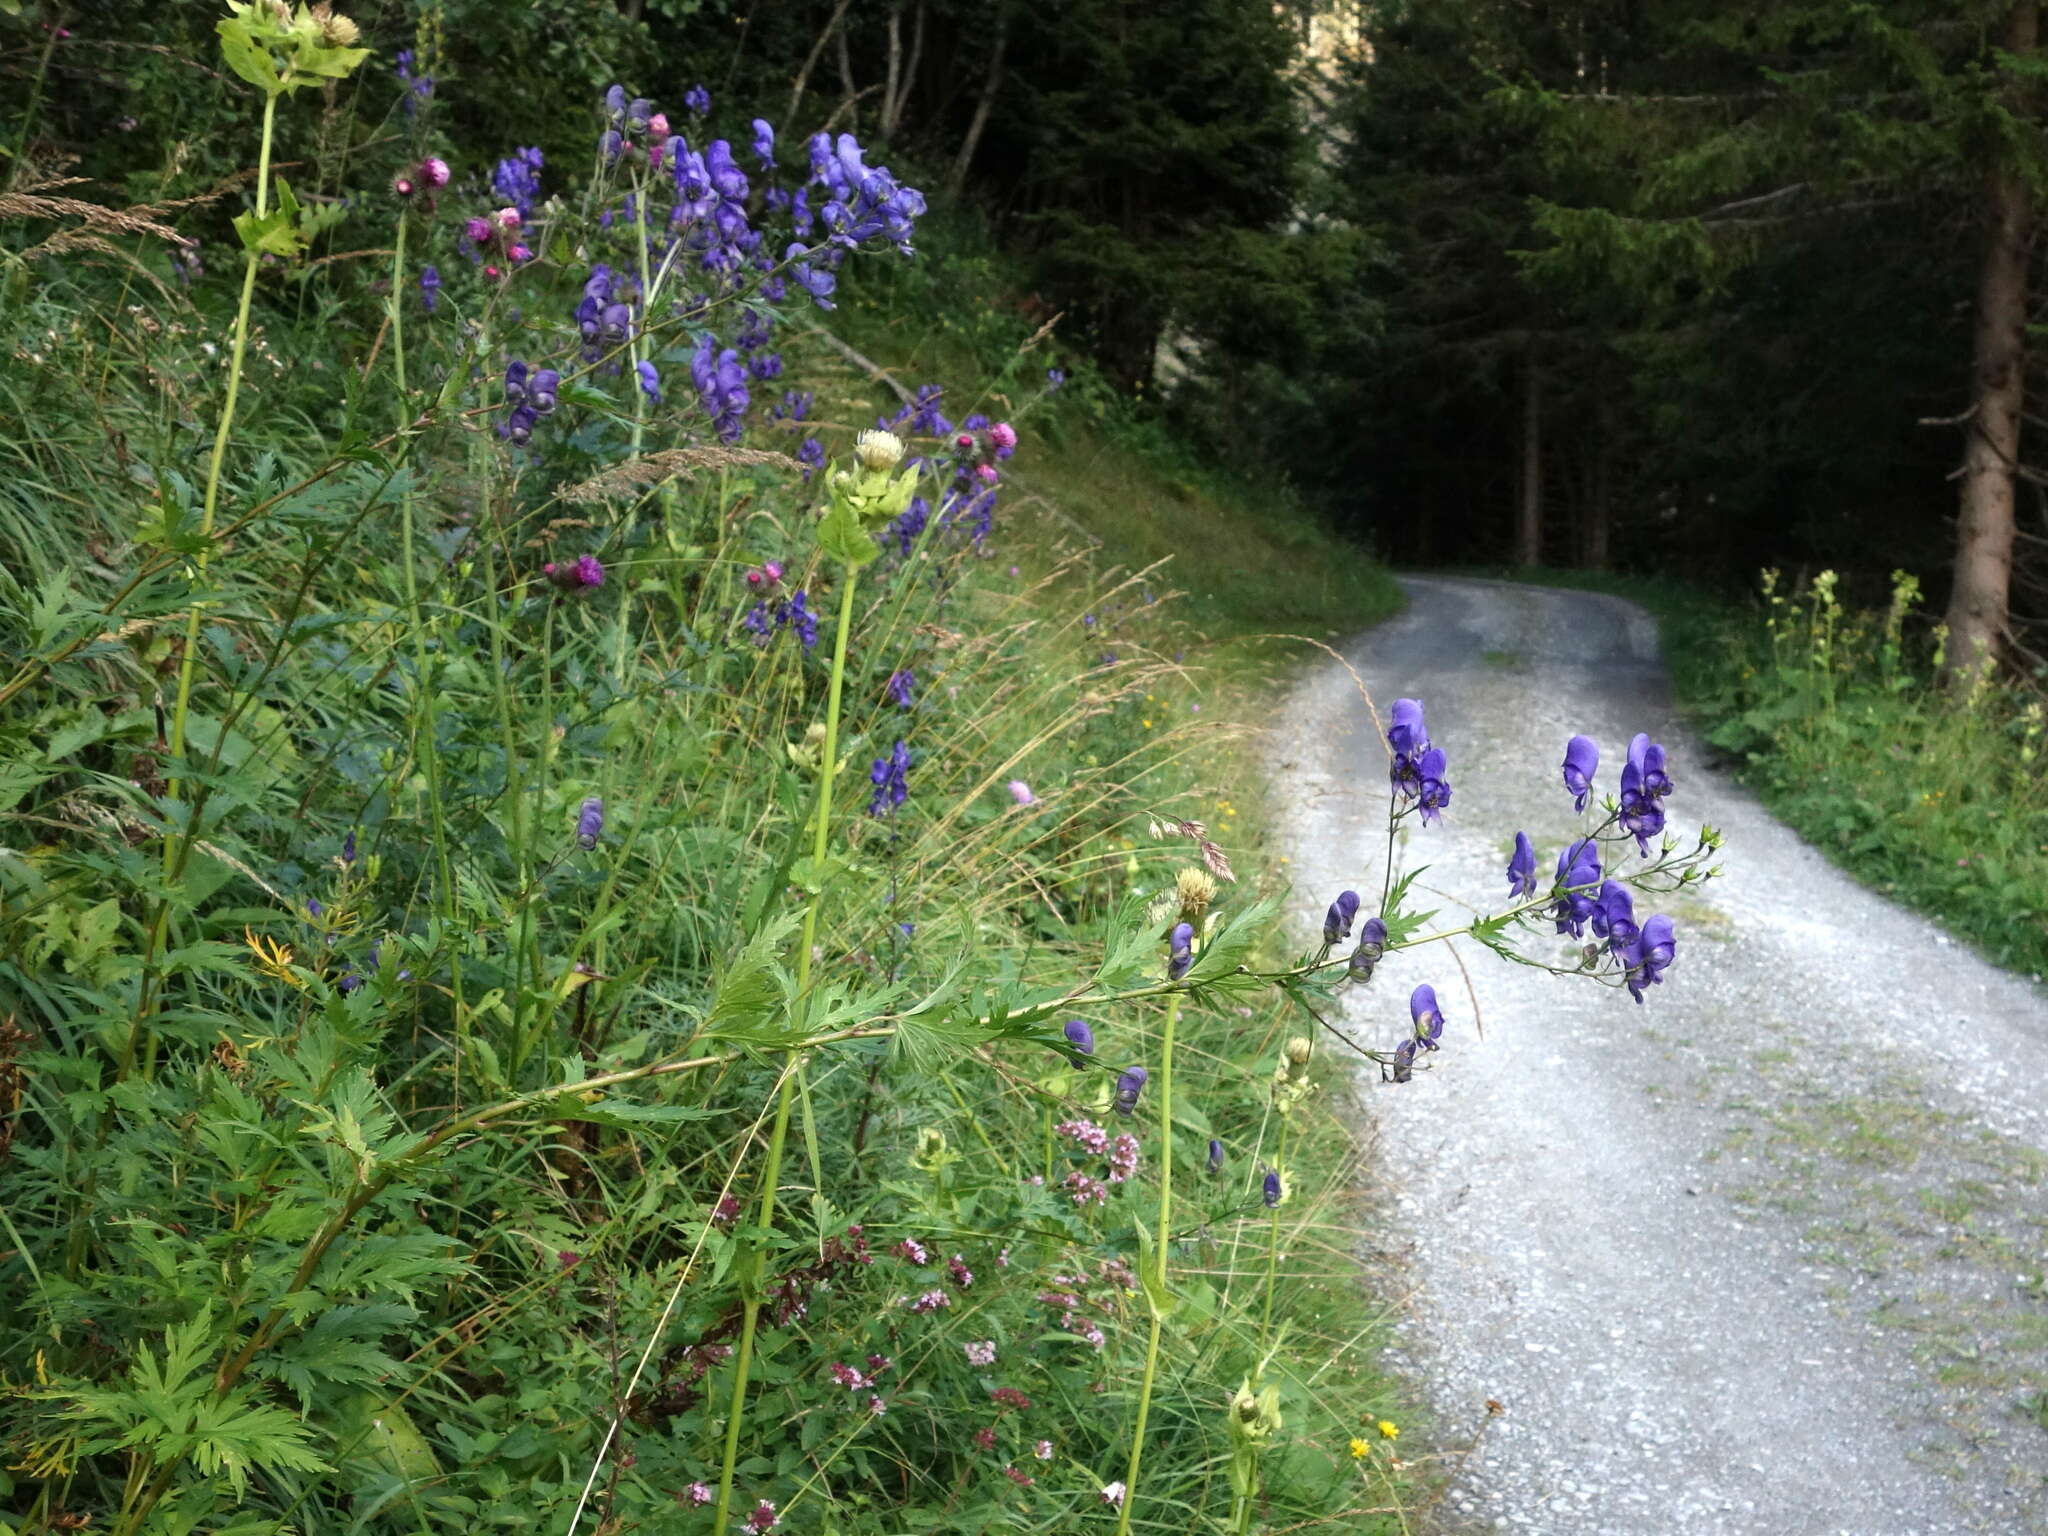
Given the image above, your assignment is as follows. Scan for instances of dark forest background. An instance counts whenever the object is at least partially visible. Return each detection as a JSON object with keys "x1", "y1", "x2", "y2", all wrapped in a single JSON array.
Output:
[{"x1": 11, "y1": 0, "x2": 2048, "y2": 663}]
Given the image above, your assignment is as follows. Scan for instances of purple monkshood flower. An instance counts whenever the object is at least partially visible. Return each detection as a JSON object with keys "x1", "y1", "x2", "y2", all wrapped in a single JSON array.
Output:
[
  {"x1": 341, "y1": 829, "x2": 357, "y2": 867},
  {"x1": 1167, "y1": 922, "x2": 1194, "y2": 981},
  {"x1": 1064, "y1": 1018, "x2": 1093, "y2": 1055},
  {"x1": 1562, "y1": 735, "x2": 1599, "y2": 813},
  {"x1": 418, "y1": 265, "x2": 441, "y2": 311},
  {"x1": 867, "y1": 740, "x2": 912, "y2": 817},
  {"x1": 1387, "y1": 698, "x2": 1429, "y2": 759},
  {"x1": 1415, "y1": 747, "x2": 1452, "y2": 825},
  {"x1": 1507, "y1": 832, "x2": 1538, "y2": 899},
  {"x1": 1620, "y1": 913, "x2": 1676, "y2": 1002},
  {"x1": 1348, "y1": 916, "x2": 1388, "y2": 981},
  {"x1": 1619, "y1": 732, "x2": 1673, "y2": 854},
  {"x1": 886, "y1": 669, "x2": 914, "y2": 708},
  {"x1": 1262, "y1": 1170, "x2": 1282, "y2": 1207},
  {"x1": 635, "y1": 359, "x2": 661, "y2": 402},
  {"x1": 684, "y1": 82, "x2": 712, "y2": 117},
  {"x1": 1552, "y1": 839, "x2": 1602, "y2": 937},
  {"x1": 1323, "y1": 889, "x2": 1361, "y2": 946},
  {"x1": 1208, "y1": 1138, "x2": 1225, "y2": 1174},
  {"x1": 576, "y1": 796, "x2": 605, "y2": 850},
  {"x1": 1113, "y1": 1066, "x2": 1148, "y2": 1117},
  {"x1": 1409, "y1": 984, "x2": 1445, "y2": 1051},
  {"x1": 1046, "y1": 368, "x2": 1067, "y2": 391},
  {"x1": 751, "y1": 117, "x2": 775, "y2": 169},
  {"x1": 1592, "y1": 880, "x2": 1637, "y2": 952}
]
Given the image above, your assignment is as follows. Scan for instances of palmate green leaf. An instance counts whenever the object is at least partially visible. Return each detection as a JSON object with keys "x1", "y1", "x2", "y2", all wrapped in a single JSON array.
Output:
[
  {"x1": 702, "y1": 909, "x2": 799, "y2": 1045},
  {"x1": 1379, "y1": 866, "x2": 1437, "y2": 948},
  {"x1": 1183, "y1": 891, "x2": 1285, "y2": 988},
  {"x1": 553, "y1": 1100, "x2": 720, "y2": 1130},
  {"x1": 257, "y1": 1302, "x2": 415, "y2": 1412},
  {"x1": 1095, "y1": 888, "x2": 1161, "y2": 990}
]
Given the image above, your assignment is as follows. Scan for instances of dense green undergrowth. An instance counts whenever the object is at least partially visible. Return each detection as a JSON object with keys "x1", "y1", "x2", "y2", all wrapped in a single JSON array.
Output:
[
  {"x1": 0, "y1": 14, "x2": 1417, "y2": 1536},
  {"x1": 1490, "y1": 565, "x2": 2048, "y2": 978}
]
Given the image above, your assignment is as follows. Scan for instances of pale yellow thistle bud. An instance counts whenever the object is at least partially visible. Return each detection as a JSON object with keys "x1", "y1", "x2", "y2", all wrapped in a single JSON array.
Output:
[
  {"x1": 854, "y1": 429, "x2": 905, "y2": 472},
  {"x1": 310, "y1": 4, "x2": 361, "y2": 44},
  {"x1": 1174, "y1": 866, "x2": 1217, "y2": 927},
  {"x1": 1284, "y1": 1036, "x2": 1313, "y2": 1067}
]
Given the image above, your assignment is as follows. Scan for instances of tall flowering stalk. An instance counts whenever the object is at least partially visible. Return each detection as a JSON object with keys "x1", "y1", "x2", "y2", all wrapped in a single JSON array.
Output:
[
  {"x1": 136, "y1": 3, "x2": 366, "y2": 1082},
  {"x1": 712, "y1": 429, "x2": 918, "y2": 1532}
]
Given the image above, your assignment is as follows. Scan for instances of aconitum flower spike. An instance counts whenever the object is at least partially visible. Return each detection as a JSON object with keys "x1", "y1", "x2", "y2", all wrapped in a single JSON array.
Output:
[
  {"x1": 1323, "y1": 889, "x2": 1361, "y2": 945},
  {"x1": 1619, "y1": 733, "x2": 1670, "y2": 854},
  {"x1": 529, "y1": 369, "x2": 559, "y2": 414},
  {"x1": 1167, "y1": 922, "x2": 1194, "y2": 981},
  {"x1": 1409, "y1": 984, "x2": 1444, "y2": 1050},
  {"x1": 635, "y1": 360, "x2": 661, "y2": 402},
  {"x1": 341, "y1": 829, "x2": 357, "y2": 866},
  {"x1": 418, "y1": 264, "x2": 441, "y2": 311},
  {"x1": 1208, "y1": 1138, "x2": 1225, "y2": 1175},
  {"x1": 1561, "y1": 735, "x2": 1599, "y2": 812},
  {"x1": 1348, "y1": 916, "x2": 1387, "y2": 981},
  {"x1": 1262, "y1": 1170, "x2": 1281, "y2": 1207},
  {"x1": 751, "y1": 117, "x2": 775, "y2": 167},
  {"x1": 1063, "y1": 1018, "x2": 1093, "y2": 1055},
  {"x1": 576, "y1": 797, "x2": 605, "y2": 849},
  {"x1": 1507, "y1": 833, "x2": 1538, "y2": 899},
  {"x1": 684, "y1": 82, "x2": 711, "y2": 116},
  {"x1": 886, "y1": 669, "x2": 914, "y2": 708},
  {"x1": 1113, "y1": 1066, "x2": 1147, "y2": 1116}
]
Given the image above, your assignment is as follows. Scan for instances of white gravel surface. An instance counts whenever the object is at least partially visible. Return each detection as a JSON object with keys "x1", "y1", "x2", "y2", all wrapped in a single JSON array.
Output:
[{"x1": 1270, "y1": 576, "x2": 2048, "y2": 1535}]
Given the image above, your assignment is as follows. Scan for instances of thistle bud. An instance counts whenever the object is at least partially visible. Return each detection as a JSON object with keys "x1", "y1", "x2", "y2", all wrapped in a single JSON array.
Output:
[
  {"x1": 1175, "y1": 866, "x2": 1217, "y2": 927},
  {"x1": 1284, "y1": 1036, "x2": 1313, "y2": 1067},
  {"x1": 310, "y1": 3, "x2": 361, "y2": 46},
  {"x1": 854, "y1": 429, "x2": 905, "y2": 471}
]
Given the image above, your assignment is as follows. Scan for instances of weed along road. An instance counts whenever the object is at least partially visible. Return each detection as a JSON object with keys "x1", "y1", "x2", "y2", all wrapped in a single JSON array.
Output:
[{"x1": 1273, "y1": 576, "x2": 2048, "y2": 1535}]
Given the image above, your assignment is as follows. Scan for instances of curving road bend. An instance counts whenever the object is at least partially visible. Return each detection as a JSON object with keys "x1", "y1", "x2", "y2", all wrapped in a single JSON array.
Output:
[{"x1": 1270, "y1": 576, "x2": 2048, "y2": 1535}]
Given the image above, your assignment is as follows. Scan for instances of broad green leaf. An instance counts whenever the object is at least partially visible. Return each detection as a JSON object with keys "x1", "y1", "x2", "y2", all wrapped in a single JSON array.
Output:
[
  {"x1": 216, "y1": 16, "x2": 279, "y2": 91},
  {"x1": 818, "y1": 498, "x2": 880, "y2": 568}
]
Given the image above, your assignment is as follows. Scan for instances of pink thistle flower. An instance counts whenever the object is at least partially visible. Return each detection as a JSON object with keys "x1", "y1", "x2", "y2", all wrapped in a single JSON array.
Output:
[
  {"x1": 507, "y1": 243, "x2": 533, "y2": 264},
  {"x1": 1008, "y1": 780, "x2": 1036, "y2": 806},
  {"x1": 975, "y1": 463, "x2": 1000, "y2": 484},
  {"x1": 392, "y1": 175, "x2": 415, "y2": 197},
  {"x1": 989, "y1": 422, "x2": 1018, "y2": 450},
  {"x1": 420, "y1": 157, "x2": 450, "y2": 188},
  {"x1": 494, "y1": 206, "x2": 523, "y2": 231},
  {"x1": 465, "y1": 216, "x2": 493, "y2": 243}
]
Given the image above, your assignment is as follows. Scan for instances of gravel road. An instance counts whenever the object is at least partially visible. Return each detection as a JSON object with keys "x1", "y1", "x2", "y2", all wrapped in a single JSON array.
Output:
[{"x1": 1269, "y1": 576, "x2": 2048, "y2": 1535}]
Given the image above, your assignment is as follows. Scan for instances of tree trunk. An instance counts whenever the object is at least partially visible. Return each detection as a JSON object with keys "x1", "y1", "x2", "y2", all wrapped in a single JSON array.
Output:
[
  {"x1": 1583, "y1": 402, "x2": 1611, "y2": 569},
  {"x1": 1943, "y1": 1, "x2": 2039, "y2": 687},
  {"x1": 946, "y1": 3, "x2": 1009, "y2": 200},
  {"x1": 1517, "y1": 354, "x2": 1543, "y2": 566}
]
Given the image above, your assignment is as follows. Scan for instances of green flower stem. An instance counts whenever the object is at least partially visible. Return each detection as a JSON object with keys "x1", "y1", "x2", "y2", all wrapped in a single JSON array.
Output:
[
  {"x1": 1114, "y1": 990, "x2": 1181, "y2": 1536},
  {"x1": 389, "y1": 210, "x2": 466, "y2": 1039},
  {"x1": 166, "y1": 87, "x2": 278, "y2": 814},
  {"x1": 712, "y1": 565, "x2": 863, "y2": 1532}
]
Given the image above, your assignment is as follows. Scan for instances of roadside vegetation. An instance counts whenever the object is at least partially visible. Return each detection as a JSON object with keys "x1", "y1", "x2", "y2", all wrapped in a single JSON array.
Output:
[
  {"x1": 0, "y1": 10, "x2": 1415, "y2": 1535},
  {"x1": 1487, "y1": 567, "x2": 2048, "y2": 979}
]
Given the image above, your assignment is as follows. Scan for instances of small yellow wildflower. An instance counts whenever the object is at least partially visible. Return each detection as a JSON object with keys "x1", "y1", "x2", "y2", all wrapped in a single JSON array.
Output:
[
  {"x1": 1376, "y1": 1419, "x2": 1399, "y2": 1440},
  {"x1": 1348, "y1": 1437, "x2": 1371, "y2": 1460}
]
